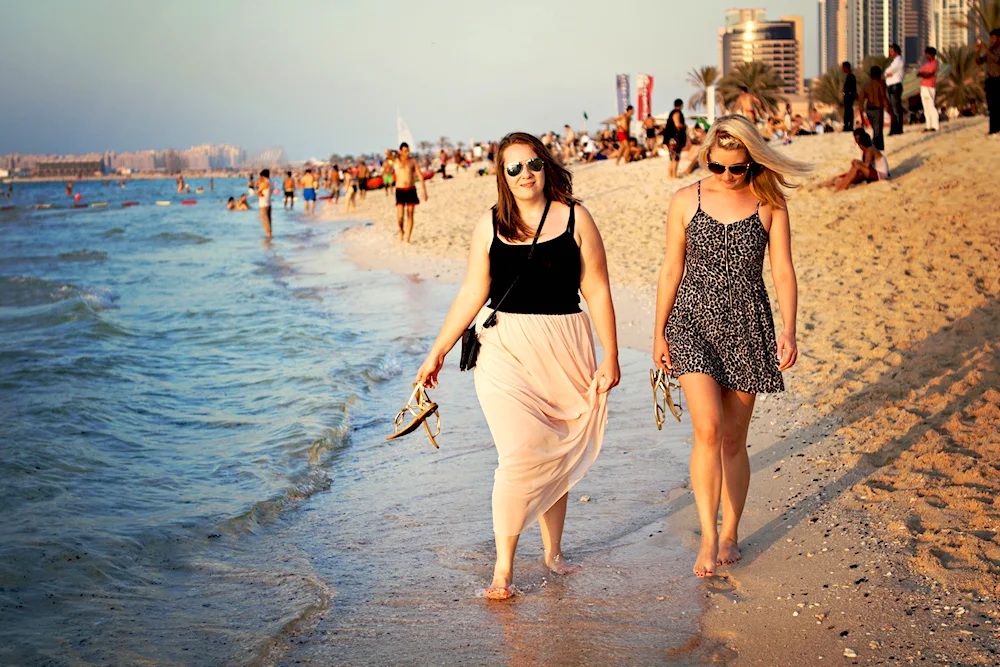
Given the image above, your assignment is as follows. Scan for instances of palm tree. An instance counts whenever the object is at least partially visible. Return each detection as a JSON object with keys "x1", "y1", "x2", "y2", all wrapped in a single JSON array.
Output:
[
  {"x1": 811, "y1": 65, "x2": 847, "y2": 113},
  {"x1": 456, "y1": 140, "x2": 465, "y2": 152},
  {"x1": 418, "y1": 140, "x2": 432, "y2": 159},
  {"x1": 717, "y1": 61, "x2": 786, "y2": 115},
  {"x1": 939, "y1": 44, "x2": 986, "y2": 110},
  {"x1": 438, "y1": 136, "x2": 452, "y2": 152},
  {"x1": 686, "y1": 65, "x2": 719, "y2": 112}
]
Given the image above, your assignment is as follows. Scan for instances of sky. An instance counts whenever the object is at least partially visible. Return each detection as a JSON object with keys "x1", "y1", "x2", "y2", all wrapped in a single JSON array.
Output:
[{"x1": 0, "y1": 0, "x2": 818, "y2": 161}]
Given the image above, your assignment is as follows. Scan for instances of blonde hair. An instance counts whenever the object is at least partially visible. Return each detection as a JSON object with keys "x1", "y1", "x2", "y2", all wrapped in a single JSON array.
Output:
[{"x1": 698, "y1": 115, "x2": 811, "y2": 210}]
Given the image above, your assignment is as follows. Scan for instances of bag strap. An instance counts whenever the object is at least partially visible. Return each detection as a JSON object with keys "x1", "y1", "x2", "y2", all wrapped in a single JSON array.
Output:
[{"x1": 483, "y1": 199, "x2": 551, "y2": 329}]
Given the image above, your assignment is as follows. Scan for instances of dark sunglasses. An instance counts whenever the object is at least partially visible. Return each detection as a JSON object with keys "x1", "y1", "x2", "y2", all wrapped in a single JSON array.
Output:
[
  {"x1": 707, "y1": 161, "x2": 753, "y2": 176},
  {"x1": 505, "y1": 157, "x2": 545, "y2": 178}
]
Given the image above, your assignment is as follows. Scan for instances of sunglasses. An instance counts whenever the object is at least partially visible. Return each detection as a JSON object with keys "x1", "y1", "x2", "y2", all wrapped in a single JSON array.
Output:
[
  {"x1": 707, "y1": 161, "x2": 753, "y2": 176},
  {"x1": 505, "y1": 157, "x2": 545, "y2": 178},
  {"x1": 650, "y1": 369, "x2": 683, "y2": 430}
]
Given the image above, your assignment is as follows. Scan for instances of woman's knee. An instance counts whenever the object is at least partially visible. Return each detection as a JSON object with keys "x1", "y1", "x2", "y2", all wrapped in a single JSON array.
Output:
[
  {"x1": 692, "y1": 420, "x2": 723, "y2": 448},
  {"x1": 721, "y1": 434, "x2": 746, "y2": 457}
]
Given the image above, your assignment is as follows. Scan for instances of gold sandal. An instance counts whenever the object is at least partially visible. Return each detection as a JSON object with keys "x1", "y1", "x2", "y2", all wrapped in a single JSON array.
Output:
[
  {"x1": 650, "y1": 369, "x2": 683, "y2": 430},
  {"x1": 386, "y1": 384, "x2": 441, "y2": 448}
]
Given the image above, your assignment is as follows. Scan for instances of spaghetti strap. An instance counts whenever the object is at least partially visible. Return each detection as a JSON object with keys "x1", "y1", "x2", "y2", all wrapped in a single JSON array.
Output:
[
  {"x1": 697, "y1": 181, "x2": 701, "y2": 208},
  {"x1": 491, "y1": 207, "x2": 498, "y2": 240},
  {"x1": 566, "y1": 203, "x2": 576, "y2": 236}
]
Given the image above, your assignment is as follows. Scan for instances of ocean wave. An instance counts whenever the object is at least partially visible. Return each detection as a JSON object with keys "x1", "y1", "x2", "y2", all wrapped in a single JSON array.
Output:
[
  {"x1": 152, "y1": 231, "x2": 212, "y2": 244},
  {"x1": 58, "y1": 249, "x2": 109, "y2": 262},
  {"x1": 102, "y1": 227, "x2": 125, "y2": 237},
  {"x1": 0, "y1": 275, "x2": 119, "y2": 311}
]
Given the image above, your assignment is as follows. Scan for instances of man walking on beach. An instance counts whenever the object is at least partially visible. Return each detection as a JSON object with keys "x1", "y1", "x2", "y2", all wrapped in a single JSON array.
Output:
[
  {"x1": 918, "y1": 47, "x2": 939, "y2": 132},
  {"x1": 976, "y1": 29, "x2": 1000, "y2": 137},
  {"x1": 615, "y1": 105, "x2": 634, "y2": 165},
  {"x1": 886, "y1": 44, "x2": 905, "y2": 135},
  {"x1": 859, "y1": 66, "x2": 891, "y2": 150},
  {"x1": 357, "y1": 160, "x2": 370, "y2": 200},
  {"x1": 256, "y1": 169, "x2": 272, "y2": 239},
  {"x1": 394, "y1": 142, "x2": 428, "y2": 243},
  {"x1": 301, "y1": 168, "x2": 317, "y2": 216},
  {"x1": 283, "y1": 171, "x2": 295, "y2": 210},
  {"x1": 842, "y1": 62, "x2": 858, "y2": 131},
  {"x1": 330, "y1": 165, "x2": 341, "y2": 203},
  {"x1": 562, "y1": 124, "x2": 578, "y2": 162}
]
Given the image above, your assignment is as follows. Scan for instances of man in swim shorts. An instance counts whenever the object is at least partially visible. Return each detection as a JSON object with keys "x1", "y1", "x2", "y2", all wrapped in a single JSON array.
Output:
[
  {"x1": 394, "y1": 142, "x2": 428, "y2": 243},
  {"x1": 615, "y1": 105, "x2": 634, "y2": 165},
  {"x1": 301, "y1": 168, "x2": 317, "y2": 215},
  {"x1": 283, "y1": 171, "x2": 295, "y2": 210}
]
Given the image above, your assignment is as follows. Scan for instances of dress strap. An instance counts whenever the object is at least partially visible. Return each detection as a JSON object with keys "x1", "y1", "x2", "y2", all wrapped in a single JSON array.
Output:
[
  {"x1": 567, "y1": 203, "x2": 576, "y2": 236},
  {"x1": 697, "y1": 180, "x2": 701, "y2": 207},
  {"x1": 491, "y1": 206, "x2": 498, "y2": 240}
]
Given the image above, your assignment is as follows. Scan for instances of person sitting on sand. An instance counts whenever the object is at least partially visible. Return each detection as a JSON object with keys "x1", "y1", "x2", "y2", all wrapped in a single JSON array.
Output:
[
  {"x1": 226, "y1": 197, "x2": 236, "y2": 210},
  {"x1": 627, "y1": 136, "x2": 644, "y2": 161},
  {"x1": 825, "y1": 128, "x2": 890, "y2": 191},
  {"x1": 235, "y1": 194, "x2": 250, "y2": 211}
]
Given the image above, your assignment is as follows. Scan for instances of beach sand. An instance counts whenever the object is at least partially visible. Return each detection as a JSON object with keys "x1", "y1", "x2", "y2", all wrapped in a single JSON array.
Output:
[{"x1": 314, "y1": 118, "x2": 999, "y2": 664}]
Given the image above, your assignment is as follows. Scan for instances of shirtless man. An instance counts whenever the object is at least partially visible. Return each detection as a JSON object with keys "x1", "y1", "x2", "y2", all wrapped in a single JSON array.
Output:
[
  {"x1": 329, "y1": 164, "x2": 341, "y2": 204},
  {"x1": 301, "y1": 167, "x2": 318, "y2": 215},
  {"x1": 733, "y1": 86, "x2": 761, "y2": 123},
  {"x1": 394, "y1": 142, "x2": 429, "y2": 243},
  {"x1": 382, "y1": 150, "x2": 396, "y2": 198},
  {"x1": 356, "y1": 161, "x2": 370, "y2": 200},
  {"x1": 562, "y1": 124, "x2": 578, "y2": 162},
  {"x1": 282, "y1": 171, "x2": 295, "y2": 210},
  {"x1": 615, "y1": 104, "x2": 634, "y2": 165}
]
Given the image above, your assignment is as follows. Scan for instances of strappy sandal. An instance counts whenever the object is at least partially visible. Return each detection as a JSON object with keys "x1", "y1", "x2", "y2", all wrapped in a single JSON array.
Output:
[
  {"x1": 650, "y1": 369, "x2": 684, "y2": 430},
  {"x1": 386, "y1": 384, "x2": 441, "y2": 448}
]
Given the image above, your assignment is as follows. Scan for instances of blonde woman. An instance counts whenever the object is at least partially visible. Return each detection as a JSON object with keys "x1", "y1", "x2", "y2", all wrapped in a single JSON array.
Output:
[
  {"x1": 415, "y1": 132, "x2": 619, "y2": 600},
  {"x1": 652, "y1": 115, "x2": 810, "y2": 577}
]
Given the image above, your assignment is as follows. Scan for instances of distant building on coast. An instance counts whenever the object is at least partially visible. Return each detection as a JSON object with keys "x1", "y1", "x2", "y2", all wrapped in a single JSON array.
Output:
[
  {"x1": 719, "y1": 9, "x2": 805, "y2": 97},
  {"x1": 904, "y1": 0, "x2": 933, "y2": 66},
  {"x1": 819, "y1": 0, "x2": 849, "y2": 73},
  {"x1": 34, "y1": 160, "x2": 105, "y2": 178}
]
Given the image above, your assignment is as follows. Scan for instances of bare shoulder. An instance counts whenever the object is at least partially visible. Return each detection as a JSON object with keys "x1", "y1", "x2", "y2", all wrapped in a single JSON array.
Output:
[
  {"x1": 474, "y1": 207, "x2": 494, "y2": 233},
  {"x1": 571, "y1": 202, "x2": 597, "y2": 232},
  {"x1": 669, "y1": 182, "x2": 699, "y2": 217}
]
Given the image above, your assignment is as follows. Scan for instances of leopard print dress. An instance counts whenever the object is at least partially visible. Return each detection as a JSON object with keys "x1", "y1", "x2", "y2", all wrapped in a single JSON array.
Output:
[{"x1": 665, "y1": 181, "x2": 784, "y2": 394}]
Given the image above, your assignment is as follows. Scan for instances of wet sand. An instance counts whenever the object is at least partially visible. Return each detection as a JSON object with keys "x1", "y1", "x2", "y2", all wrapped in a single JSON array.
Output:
[{"x1": 309, "y1": 118, "x2": 999, "y2": 664}]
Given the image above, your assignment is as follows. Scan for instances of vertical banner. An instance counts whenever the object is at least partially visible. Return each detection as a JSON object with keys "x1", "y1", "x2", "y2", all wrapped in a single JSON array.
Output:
[
  {"x1": 637, "y1": 74, "x2": 654, "y2": 120},
  {"x1": 615, "y1": 74, "x2": 631, "y2": 115}
]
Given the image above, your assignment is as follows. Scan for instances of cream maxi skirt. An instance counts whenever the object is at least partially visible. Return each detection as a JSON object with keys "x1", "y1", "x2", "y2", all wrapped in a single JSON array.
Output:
[{"x1": 473, "y1": 310, "x2": 609, "y2": 537}]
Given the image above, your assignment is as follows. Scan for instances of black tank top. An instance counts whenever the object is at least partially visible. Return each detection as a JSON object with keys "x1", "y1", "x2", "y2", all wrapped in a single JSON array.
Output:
[{"x1": 488, "y1": 204, "x2": 582, "y2": 315}]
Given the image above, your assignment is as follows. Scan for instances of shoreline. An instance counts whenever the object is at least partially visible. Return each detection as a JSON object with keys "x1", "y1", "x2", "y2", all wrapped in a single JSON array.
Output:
[{"x1": 314, "y1": 117, "x2": 999, "y2": 664}]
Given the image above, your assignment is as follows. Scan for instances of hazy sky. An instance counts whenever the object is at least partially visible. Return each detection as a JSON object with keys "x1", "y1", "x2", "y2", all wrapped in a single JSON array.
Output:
[{"x1": 0, "y1": 0, "x2": 817, "y2": 160}]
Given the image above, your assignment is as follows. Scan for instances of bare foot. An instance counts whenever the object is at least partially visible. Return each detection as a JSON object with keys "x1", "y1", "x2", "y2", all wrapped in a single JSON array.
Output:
[
  {"x1": 544, "y1": 552, "x2": 582, "y2": 576},
  {"x1": 693, "y1": 540, "x2": 718, "y2": 578},
  {"x1": 717, "y1": 539, "x2": 742, "y2": 566},
  {"x1": 485, "y1": 572, "x2": 513, "y2": 601}
]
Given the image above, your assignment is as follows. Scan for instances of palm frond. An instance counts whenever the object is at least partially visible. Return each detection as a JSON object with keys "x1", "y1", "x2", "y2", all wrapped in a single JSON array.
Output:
[{"x1": 717, "y1": 61, "x2": 786, "y2": 115}]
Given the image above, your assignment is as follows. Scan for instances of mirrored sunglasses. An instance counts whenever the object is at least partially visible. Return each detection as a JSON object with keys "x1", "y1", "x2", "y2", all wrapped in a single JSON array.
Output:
[{"x1": 505, "y1": 157, "x2": 545, "y2": 178}]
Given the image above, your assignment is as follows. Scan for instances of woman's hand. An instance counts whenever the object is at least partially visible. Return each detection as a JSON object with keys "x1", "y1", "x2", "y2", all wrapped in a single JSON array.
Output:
[
  {"x1": 415, "y1": 352, "x2": 445, "y2": 389},
  {"x1": 653, "y1": 336, "x2": 672, "y2": 372},
  {"x1": 776, "y1": 330, "x2": 798, "y2": 371},
  {"x1": 594, "y1": 357, "x2": 620, "y2": 394}
]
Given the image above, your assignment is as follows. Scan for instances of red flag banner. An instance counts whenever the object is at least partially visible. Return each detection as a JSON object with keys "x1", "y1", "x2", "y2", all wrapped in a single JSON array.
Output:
[{"x1": 637, "y1": 74, "x2": 654, "y2": 120}]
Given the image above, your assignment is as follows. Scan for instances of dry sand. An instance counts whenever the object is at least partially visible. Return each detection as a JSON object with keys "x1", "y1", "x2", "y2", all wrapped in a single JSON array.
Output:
[{"x1": 319, "y1": 118, "x2": 999, "y2": 664}]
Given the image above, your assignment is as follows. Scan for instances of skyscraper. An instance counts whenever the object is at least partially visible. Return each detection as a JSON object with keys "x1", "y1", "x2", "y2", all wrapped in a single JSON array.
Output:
[
  {"x1": 934, "y1": 0, "x2": 970, "y2": 51},
  {"x1": 846, "y1": 0, "x2": 908, "y2": 65},
  {"x1": 905, "y1": 0, "x2": 933, "y2": 65},
  {"x1": 819, "y1": 0, "x2": 849, "y2": 73},
  {"x1": 719, "y1": 9, "x2": 805, "y2": 96}
]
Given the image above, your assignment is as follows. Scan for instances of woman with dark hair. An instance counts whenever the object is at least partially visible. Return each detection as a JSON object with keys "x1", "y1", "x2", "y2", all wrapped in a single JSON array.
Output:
[
  {"x1": 824, "y1": 128, "x2": 890, "y2": 190},
  {"x1": 652, "y1": 115, "x2": 810, "y2": 577},
  {"x1": 415, "y1": 131, "x2": 619, "y2": 600}
]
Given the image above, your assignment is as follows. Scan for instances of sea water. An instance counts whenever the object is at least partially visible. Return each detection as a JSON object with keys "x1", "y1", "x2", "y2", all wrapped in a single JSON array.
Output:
[{"x1": 0, "y1": 178, "x2": 696, "y2": 665}]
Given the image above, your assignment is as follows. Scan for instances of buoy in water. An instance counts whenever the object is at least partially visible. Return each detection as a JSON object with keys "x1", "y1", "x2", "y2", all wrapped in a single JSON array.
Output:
[
  {"x1": 122, "y1": 201, "x2": 139, "y2": 207},
  {"x1": 90, "y1": 202, "x2": 108, "y2": 208},
  {"x1": 74, "y1": 193, "x2": 82, "y2": 201},
  {"x1": 180, "y1": 200, "x2": 197, "y2": 205},
  {"x1": 155, "y1": 201, "x2": 171, "y2": 206}
]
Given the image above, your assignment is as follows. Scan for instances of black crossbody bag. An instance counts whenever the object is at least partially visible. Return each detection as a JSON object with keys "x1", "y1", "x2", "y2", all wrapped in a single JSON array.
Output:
[{"x1": 459, "y1": 200, "x2": 551, "y2": 371}]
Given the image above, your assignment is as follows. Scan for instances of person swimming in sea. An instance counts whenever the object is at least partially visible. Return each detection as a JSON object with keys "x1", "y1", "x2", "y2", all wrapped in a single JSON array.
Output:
[{"x1": 227, "y1": 197, "x2": 236, "y2": 210}]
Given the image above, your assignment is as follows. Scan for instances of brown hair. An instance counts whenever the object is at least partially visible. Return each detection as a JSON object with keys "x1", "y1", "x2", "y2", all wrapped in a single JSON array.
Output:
[{"x1": 495, "y1": 132, "x2": 578, "y2": 241}]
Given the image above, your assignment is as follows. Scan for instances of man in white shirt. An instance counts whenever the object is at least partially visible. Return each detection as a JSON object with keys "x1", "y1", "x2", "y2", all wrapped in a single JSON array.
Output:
[{"x1": 886, "y1": 43, "x2": 905, "y2": 135}]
